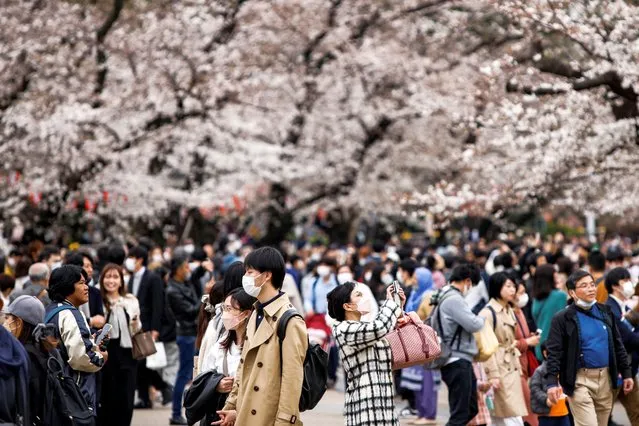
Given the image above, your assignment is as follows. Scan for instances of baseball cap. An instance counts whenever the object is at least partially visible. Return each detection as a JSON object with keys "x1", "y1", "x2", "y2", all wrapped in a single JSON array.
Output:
[{"x1": 4, "y1": 295, "x2": 45, "y2": 326}]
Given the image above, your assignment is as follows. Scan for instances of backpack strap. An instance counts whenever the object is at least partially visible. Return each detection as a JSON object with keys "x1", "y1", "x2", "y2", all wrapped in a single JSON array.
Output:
[
  {"x1": 486, "y1": 305, "x2": 497, "y2": 331},
  {"x1": 44, "y1": 305, "x2": 74, "y2": 324},
  {"x1": 277, "y1": 309, "x2": 304, "y2": 372},
  {"x1": 434, "y1": 290, "x2": 462, "y2": 348}
]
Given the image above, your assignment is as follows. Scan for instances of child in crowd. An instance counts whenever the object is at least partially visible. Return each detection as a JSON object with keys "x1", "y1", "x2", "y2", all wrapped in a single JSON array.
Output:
[
  {"x1": 530, "y1": 343, "x2": 570, "y2": 426},
  {"x1": 469, "y1": 361, "x2": 492, "y2": 426}
]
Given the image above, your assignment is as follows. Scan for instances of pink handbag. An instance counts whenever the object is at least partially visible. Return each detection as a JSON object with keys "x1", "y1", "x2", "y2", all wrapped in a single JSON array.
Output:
[{"x1": 385, "y1": 312, "x2": 441, "y2": 370}]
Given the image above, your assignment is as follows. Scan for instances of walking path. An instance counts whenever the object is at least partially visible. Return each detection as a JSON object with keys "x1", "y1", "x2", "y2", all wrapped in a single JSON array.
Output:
[{"x1": 132, "y1": 389, "x2": 631, "y2": 425}]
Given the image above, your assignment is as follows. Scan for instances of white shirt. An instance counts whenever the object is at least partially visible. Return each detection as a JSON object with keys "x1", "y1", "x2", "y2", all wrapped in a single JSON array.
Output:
[
  {"x1": 201, "y1": 330, "x2": 242, "y2": 377},
  {"x1": 131, "y1": 267, "x2": 146, "y2": 297}
]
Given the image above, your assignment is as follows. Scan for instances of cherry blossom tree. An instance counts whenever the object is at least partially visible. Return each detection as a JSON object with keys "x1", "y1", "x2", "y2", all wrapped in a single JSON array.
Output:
[
  {"x1": 1, "y1": 0, "x2": 484, "y2": 241},
  {"x1": 3, "y1": 0, "x2": 635, "y2": 242},
  {"x1": 412, "y1": 0, "x2": 639, "y2": 221}
]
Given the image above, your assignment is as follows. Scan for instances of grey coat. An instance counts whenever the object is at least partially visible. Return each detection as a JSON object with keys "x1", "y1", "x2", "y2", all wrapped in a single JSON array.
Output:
[{"x1": 530, "y1": 362, "x2": 550, "y2": 415}]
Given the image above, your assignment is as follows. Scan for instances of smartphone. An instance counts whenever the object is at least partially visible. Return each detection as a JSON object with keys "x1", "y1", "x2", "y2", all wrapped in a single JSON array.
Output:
[
  {"x1": 392, "y1": 280, "x2": 401, "y2": 306},
  {"x1": 95, "y1": 324, "x2": 112, "y2": 346}
]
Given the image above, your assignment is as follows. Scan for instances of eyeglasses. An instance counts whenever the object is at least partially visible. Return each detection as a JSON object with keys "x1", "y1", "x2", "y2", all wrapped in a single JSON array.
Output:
[
  {"x1": 222, "y1": 305, "x2": 241, "y2": 313},
  {"x1": 575, "y1": 282, "x2": 596, "y2": 290}
]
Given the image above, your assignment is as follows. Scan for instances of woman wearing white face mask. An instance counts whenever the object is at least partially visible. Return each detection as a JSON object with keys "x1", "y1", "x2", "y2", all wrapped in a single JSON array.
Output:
[
  {"x1": 513, "y1": 281, "x2": 541, "y2": 426},
  {"x1": 336, "y1": 265, "x2": 379, "y2": 322},
  {"x1": 327, "y1": 282, "x2": 406, "y2": 425}
]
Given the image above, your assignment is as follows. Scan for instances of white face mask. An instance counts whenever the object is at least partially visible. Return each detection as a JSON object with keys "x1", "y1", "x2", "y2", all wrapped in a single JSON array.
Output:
[
  {"x1": 7, "y1": 258, "x2": 16, "y2": 268},
  {"x1": 364, "y1": 272, "x2": 372, "y2": 282},
  {"x1": 184, "y1": 244, "x2": 195, "y2": 254},
  {"x1": 462, "y1": 281, "x2": 472, "y2": 296},
  {"x1": 242, "y1": 273, "x2": 263, "y2": 298},
  {"x1": 51, "y1": 261, "x2": 62, "y2": 271},
  {"x1": 317, "y1": 266, "x2": 331, "y2": 277},
  {"x1": 355, "y1": 298, "x2": 371, "y2": 315},
  {"x1": 622, "y1": 281, "x2": 636, "y2": 299},
  {"x1": 396, "y1": 272, "x2": 404, "y2": 284},
  {"x1": 152, "y1": 254, "x2": 163, "y2": 263},
  {"x1": 517, "y1": 292, "x2": 529, "y2": 309},
  {"x1": 337, "y1": 272, "x2": 353, "y2": 284},
  {"x1": 574, "y1": 298, "x2": 596, "y2": 309},
  {"x1": 124, "y1": 258, "x2": 136, "y2": 273},
  {"x1": 189, "y1": 262, "x2": 199, "y2": 272},
  {"x1": 222, "y1": 311, "x2": 247, "y2": 331}
]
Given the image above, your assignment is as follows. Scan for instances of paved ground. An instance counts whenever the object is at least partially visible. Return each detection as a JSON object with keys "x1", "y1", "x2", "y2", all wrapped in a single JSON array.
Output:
[{"x1": 132, "y1": 389, "x2": 631, "y2": 426}]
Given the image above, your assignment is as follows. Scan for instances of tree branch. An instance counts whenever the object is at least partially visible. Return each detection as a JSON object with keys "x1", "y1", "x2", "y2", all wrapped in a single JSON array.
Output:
[
  {"x1": 0, "y1": 51, "x2": 33, "y2": 112},
  {"x1": 203, "y1": 0, "x2": 247, "y2": 53},
  {"x1": 94, "y1": 0, "x2": 125, "y2": 100}
]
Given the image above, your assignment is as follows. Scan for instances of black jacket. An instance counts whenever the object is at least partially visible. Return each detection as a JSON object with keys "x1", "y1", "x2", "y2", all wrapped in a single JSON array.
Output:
[
  {"x1": 543, "y1": 303, "x2": 631, "y2": 396},
  {"x1": 184, "y1": 370, "x2": 227, "y2": 426},
  {"x1": 130, "y1": 269, "x2": 165, "y2": 333},
  {"x1": 88, "y1": 286, "x2": 104, "y2": 318},
  {"x1": 166, "y1": 279, "x2": 201, "y2": 337}
]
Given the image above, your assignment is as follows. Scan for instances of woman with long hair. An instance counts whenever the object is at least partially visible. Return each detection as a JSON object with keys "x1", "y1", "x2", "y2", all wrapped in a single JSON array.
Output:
[
  {"x1": 201, "y1": 288, "x2": 255, "y2": 424},
  {"x1": 513, "y1": 281, "x2": 540, "y2": 426},
  {"x1": 196, "y1": 261, "x2": 244, "y2": 375},
  {"x1": 98, "y1": 263, "x2": 142, "y2": 426},
  {"x1": 532, "y1": 264, "x2": 567, "y2": 360}
]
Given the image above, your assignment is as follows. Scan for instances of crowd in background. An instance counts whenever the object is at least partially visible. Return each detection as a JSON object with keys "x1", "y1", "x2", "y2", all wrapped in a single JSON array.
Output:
[{"x1": 1, "y1": 230, "x2": 639, "y2": 425}]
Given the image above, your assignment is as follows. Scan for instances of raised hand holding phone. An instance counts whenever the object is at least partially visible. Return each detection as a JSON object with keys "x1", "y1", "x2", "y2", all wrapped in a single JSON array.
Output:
[{"x1": 386, "y1": 281, "x2": 406, "y2": 309}]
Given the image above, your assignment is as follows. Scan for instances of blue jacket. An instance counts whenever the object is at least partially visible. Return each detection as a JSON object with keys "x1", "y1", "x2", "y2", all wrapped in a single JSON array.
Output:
[
  {"x1": 45, "y1": 301, "x2": 105, "y2": 413},
  {"x1": 606, "y1": 297, "x2": 639, "y2": 376}
]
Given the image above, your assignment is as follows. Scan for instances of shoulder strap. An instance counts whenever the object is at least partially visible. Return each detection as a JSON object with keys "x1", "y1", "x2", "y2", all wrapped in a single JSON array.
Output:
[
  {"x1": 44, "y1": 305, "x2": 74, "y2": 324},
  {"x1": 435, "y1": 291, "x2": 463, "y2": 347},
  {"x1": 278, "y1": 309, "x2": 304, "y2": 373},
  {"x1": 486, "y1": 305, "x2": 497, "y2": 331},
  {"x1": 277, "y1": 309, "x2": 302, "y2": 343}
]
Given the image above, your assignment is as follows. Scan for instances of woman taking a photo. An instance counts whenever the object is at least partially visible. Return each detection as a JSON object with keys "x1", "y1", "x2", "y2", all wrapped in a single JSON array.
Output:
[
  {"x1": 327, "y1": 281, "x2": 405, "y2": 426},
  {"x1": 99, "y1": 263, "x2": 142, "y2": 426},
  {"x1": 480, "y1": 272, "x2": 528, "y2": 426}
]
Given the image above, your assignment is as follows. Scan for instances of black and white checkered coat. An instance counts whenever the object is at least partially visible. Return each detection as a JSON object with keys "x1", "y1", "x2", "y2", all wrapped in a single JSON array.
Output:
[{"x1": 333, "y1": 300, "x2": 402, "y2": 426}]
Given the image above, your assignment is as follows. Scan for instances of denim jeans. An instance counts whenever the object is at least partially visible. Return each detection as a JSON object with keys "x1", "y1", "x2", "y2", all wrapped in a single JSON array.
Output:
[{"x1": 172, "y1": 335, "x2": 196, "y2": 418}]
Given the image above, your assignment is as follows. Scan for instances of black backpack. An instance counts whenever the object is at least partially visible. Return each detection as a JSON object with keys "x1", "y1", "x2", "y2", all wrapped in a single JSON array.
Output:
[
  {"x1": 43, "y1": 353, "x2": 95, "y2": 426},
  {"x1": 277, "y1": 309, "x2": 329, "y2": 412}
]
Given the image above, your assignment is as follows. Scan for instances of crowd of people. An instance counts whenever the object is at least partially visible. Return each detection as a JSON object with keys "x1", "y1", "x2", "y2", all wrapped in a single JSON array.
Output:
[{"x1": 0, "y1": 231, "x2": 638, "y2": 426}]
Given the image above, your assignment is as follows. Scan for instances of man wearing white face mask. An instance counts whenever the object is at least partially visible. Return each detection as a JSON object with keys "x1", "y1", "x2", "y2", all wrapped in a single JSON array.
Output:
[
  {"x1": 544, "y1": 270, "x2": 633, "y2": 426},
  {"x1": 216, "y1": 247, "x2": 307, "y2": 426},
  {"x1": 604, "y1": 267, "x2": 639, "y2": 424},
  {"x1": 302, "y1": 257, "x2": 338, "y2": 317}
]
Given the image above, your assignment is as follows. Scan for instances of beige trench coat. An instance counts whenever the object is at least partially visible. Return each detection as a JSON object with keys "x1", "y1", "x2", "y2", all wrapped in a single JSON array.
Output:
[
  {"x1": 480, "y1": 298, "x2": 528, "y2": 418},
  {"x1": 223, "y1": 293, "x2": 308, "y2": 425}
]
